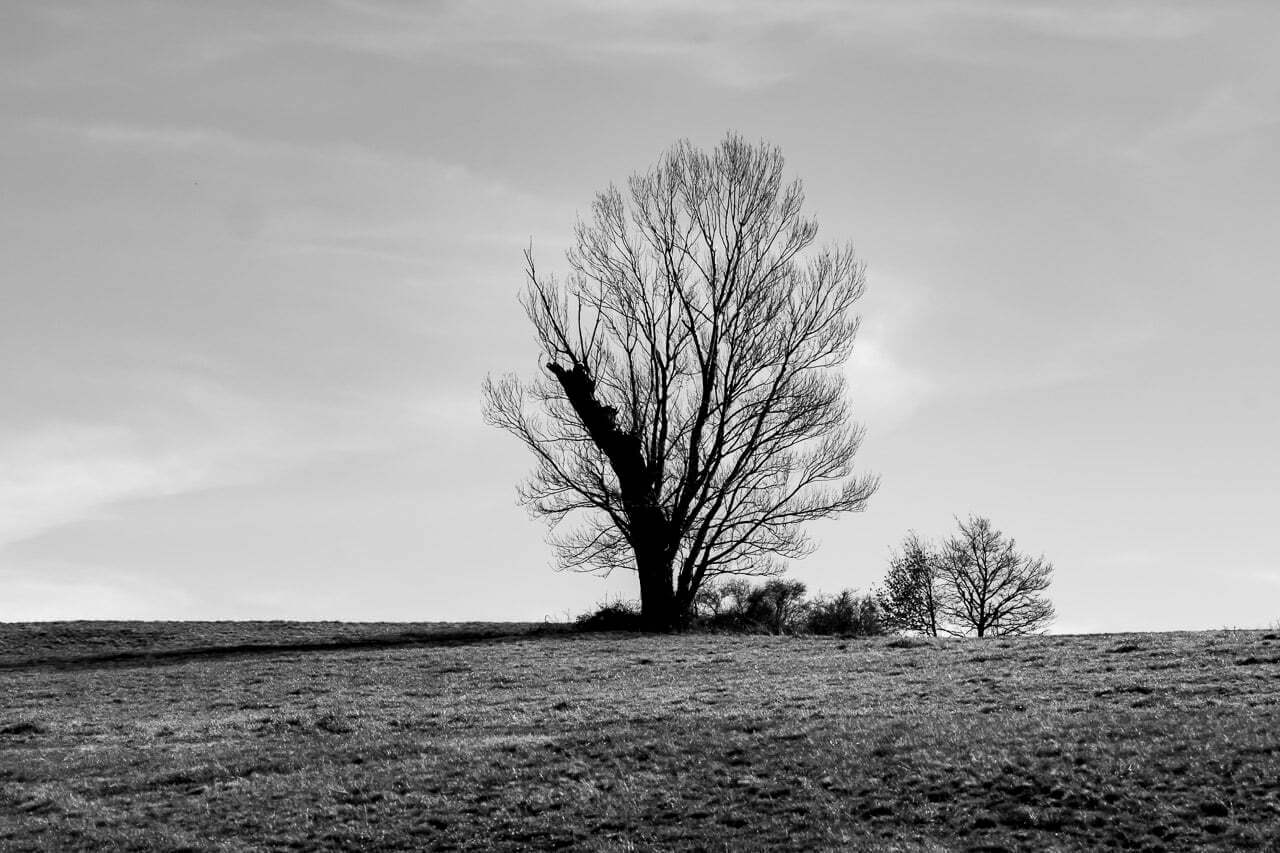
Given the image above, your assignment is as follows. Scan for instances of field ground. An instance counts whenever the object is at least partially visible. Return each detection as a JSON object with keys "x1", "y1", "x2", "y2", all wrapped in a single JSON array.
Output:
[{"x1": 1, "y1": 622, "x2": 1278, "y2": 851}]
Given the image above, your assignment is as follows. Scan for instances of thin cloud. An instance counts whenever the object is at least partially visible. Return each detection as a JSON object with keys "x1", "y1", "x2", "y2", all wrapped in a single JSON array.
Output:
[
  {"x1": 973, "y1": 1, "x2": 1209, "y2": 42},
  {"x1": 0, "y1": 425, "x2": 223, "y2": 548},
  {"x1": 1122, "y1": 85, "x2": 1280, "y2": 168},
  {"x1": 304, "y1": 2, "x2": 799, "y2": 89},
  {"x1": 5, "y1": 1, "x2": 1218, "y2": 102},
  {"x1": 845, "y1": 340, "x2": 937, "y2": 432},
  {"x1": 52, "y1": 118, "x2": 516, "y2": 195},
  {"x1": 79, "y1": 123, "x2": 255, "y2": 154},
  {"x1": 0, "y1": 373, "x2": 426, "y2": 550},
  {"x1": 34, "y1": 117, "x2": 553, "y2": 259}
]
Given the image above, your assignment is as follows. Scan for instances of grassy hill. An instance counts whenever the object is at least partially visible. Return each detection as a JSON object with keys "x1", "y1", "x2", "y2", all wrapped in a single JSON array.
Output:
[{"x1": 2, "y1": 622, "x2": 1277, "y2": 850}]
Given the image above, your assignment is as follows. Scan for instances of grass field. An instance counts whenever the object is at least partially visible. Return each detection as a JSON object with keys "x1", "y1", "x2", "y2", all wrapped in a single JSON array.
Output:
[{"x1": 2, "y1": 622, "x2": 1278, "y2": 851}]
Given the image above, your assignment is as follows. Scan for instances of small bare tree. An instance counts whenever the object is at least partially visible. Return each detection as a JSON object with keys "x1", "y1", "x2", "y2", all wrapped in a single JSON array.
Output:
[
  {"x1": 939, "y1": 516, "x2": 1054, "y2": 637},
  {"x1": 484, "y1": 134, "x2": 878, "y2": 629},
  {"x1": 878, "y1": 531, "x2": 946, "y2": 636}
]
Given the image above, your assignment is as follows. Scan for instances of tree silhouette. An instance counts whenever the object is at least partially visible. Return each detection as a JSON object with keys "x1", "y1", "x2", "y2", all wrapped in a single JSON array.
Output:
[
  {"x1": 879, "y1": 531, "x2": 946, "y2": 637},
  {"x1": 484, "y1": 134, "x2": 877, "y2": 629},
  {"x1": 939, "y1": 516, "x2": 1055, "y2": 637}
]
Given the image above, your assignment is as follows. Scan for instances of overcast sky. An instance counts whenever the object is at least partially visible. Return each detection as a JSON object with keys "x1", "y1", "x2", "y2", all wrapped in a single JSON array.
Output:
[{"x1": 3, "y1": 1, "x2": 1277, "y2": 631}]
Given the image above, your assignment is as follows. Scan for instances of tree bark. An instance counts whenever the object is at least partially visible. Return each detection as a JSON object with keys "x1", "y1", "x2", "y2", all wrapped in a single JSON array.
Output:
[{"x1": 636, "y1": 547, "x2": 678, "y2": 630}]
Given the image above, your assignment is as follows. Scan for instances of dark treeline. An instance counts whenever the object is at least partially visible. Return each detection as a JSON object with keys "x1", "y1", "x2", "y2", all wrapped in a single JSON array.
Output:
[{"x1": 577, "y1": 579, "x2": 884, "y2": 637}]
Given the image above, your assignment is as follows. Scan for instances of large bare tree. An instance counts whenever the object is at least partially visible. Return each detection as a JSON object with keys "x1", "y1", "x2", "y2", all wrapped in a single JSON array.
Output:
[
  {"x1": 939, "y1": 516, "x2": 1055, "y2": 637},
  {"x1": 484, "y1": 134, "x2": 878, "y2": 629}
]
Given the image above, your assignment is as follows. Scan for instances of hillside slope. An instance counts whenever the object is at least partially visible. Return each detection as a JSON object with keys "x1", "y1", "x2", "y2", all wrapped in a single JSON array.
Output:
[{"x1": 2, "y1": 623, "x2": 1277, "y2": 850}]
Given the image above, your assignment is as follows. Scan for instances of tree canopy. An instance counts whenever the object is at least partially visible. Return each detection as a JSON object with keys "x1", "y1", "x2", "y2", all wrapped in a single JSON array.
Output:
[{"x1": 484, "y1": 134, "x2": 877, "y2": 628}]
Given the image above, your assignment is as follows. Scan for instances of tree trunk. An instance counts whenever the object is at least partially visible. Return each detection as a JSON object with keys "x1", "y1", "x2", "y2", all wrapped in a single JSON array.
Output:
[
  {"x1": 636, "y1": 547, "x2": 678, "y2": 631},
  {"x1": 548, "y1": 360, "x2": 684, "y2": 630}
]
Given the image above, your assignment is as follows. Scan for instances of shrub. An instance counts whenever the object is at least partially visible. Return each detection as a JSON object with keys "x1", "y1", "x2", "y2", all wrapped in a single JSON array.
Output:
[
  {"x1": 885, "y1": 636, "x2": 933, "y2": 649},
  {"x1": 805, "y1": 590, "x2": 886, "y2": 637},
  {"x1": 691, "y1": 579, "x2": 811, "y2": 634},
  {"x1": 586, "y1": 580, "x2": 886, "y2": 636},
  {"x1": 745, "y1": 580, "x2": 810, "y2": 634},
  {"x1": 691, "y1": 579, "x2": 769, "y2": 633},
  {"x1": 574, "y1": 599, "x2": 645, "y2": 632},
  {"x1": 693, "y1": 578, "x2": 754, "y2": 622}
]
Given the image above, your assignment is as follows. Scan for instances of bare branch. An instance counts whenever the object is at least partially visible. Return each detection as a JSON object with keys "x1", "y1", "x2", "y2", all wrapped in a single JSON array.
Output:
[{"x1": 483, "y1": 133, "x2": 877, "y2": 628}]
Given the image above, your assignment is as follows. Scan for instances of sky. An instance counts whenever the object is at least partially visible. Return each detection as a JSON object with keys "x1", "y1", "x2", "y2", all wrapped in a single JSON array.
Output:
[{"x1": 2, "y1": 1, "x2": 1277, "y2": 631}]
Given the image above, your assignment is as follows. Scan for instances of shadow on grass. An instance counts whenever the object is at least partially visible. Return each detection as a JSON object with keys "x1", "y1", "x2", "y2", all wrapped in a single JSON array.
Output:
[{"x1": 0, "y1": 624, "x2": 575, "y2": 673}]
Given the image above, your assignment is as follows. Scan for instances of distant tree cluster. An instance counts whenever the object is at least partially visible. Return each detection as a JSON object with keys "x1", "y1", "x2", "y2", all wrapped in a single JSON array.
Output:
[
  {"x1": 577, "y1": 579, "x2": 885, "y2": 636},
  {"x1": 878, "y1": 516, "x2": 1055, "y2": 637}
]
